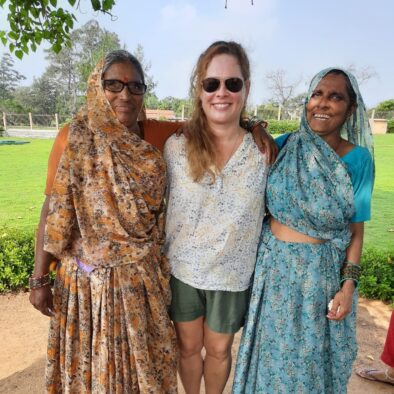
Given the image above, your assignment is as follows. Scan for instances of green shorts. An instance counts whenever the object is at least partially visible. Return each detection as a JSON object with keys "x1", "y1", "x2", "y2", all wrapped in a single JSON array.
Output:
[{"x1": 170, "y1": 276, "x2": 250, "y2": 334}]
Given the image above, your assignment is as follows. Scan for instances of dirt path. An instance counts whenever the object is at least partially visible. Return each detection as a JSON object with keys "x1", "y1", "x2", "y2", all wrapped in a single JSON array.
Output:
[{"x1": 0, "y1": 293, "x2": 392, "y2": 394}]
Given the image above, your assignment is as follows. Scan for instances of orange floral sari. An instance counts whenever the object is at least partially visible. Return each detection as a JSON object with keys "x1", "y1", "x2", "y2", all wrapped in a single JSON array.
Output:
[{"x1": 44, "y1": 59, "x2": 177, "y2": 393}]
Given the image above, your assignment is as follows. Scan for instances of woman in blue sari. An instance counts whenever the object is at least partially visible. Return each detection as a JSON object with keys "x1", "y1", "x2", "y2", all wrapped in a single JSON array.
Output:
[{"x1": 233, "y1": 68, "x2": 374, "y2": 394}]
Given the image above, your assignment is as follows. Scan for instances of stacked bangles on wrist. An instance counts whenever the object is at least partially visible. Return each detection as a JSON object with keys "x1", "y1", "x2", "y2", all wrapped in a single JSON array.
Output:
[
  {"x1": 340, "y1": 261, "x2": 362, "y2": 287},
  {"x1": 29, "y1": 273, "x2": 51, "y2": 290}
]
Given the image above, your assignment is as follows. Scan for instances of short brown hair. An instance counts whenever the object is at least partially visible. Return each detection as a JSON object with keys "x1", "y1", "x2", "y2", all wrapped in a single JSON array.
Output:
[{"x1": 185, "y1": 41, "x2": 250, "y2": 182}]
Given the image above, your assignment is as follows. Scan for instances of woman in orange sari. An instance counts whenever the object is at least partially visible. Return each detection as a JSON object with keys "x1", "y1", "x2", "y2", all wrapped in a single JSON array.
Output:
[{"x1": 29, "y1": 50, "x2": 178, "y2": 393}]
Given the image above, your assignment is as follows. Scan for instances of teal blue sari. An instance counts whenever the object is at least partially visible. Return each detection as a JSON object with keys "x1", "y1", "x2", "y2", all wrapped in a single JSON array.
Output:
[{"x1": 233, "y1": 68, "x2": 374, "y2": 394}]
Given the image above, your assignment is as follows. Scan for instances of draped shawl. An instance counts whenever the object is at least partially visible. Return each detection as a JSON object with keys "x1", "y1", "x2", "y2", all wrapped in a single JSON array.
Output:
[
  {"x1": 44, "y1": 59, "x2": 167, "y2": 269},
  {"x1": 267, "y1": 68, "x2": 374, "y2": 259}
]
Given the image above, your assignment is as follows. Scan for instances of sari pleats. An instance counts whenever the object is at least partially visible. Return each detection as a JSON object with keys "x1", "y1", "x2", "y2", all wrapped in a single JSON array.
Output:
[{"x1": 46, "y1": 258, "x2": 177, "y2": 393}]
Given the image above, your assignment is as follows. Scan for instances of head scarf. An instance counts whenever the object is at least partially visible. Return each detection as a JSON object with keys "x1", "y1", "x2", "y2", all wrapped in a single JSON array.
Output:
[
  {"x1": 304, "y1": 67, "x2": 374, "y2": 162},
  {"x1": 44, "y1": 58, "x2": 167, "y2": 269}
]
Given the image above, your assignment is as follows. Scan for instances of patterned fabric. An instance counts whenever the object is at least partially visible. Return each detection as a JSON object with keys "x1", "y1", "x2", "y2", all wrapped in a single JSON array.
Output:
[
  {"x1": 233, "y1": 68, "x2": 374, "y2": 393},
  {"x1": 44, "y1": 59, "x2": 177, "y2": 393},
  {"x1": 164, "y1": 133, "x2": 268, "y2": 291},
  {"x1": 233, "y1": 223, "x2": 357, "y2": 394}
]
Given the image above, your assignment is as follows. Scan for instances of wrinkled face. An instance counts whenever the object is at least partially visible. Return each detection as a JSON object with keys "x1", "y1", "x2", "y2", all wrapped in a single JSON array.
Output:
[
  {"x1": 102, "y1": 62, "x2": 144, "y2": 129},
  {"x1": 306, "y1": 73, "x2": 354, "y2": 138},
  {"x1": 200, "y1": 54, "x2": 249, "y2": 128}
]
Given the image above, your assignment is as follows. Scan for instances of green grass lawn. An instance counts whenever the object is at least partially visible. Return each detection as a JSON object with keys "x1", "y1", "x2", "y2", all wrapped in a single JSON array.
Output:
[
  {"x1": 364, "y1": 134, "x2": 394, "y2": 250},
  {"x1": 0, "y1": 137, "x2": 52, "y2": 232},
  {"x1": 0, "y1": 135, "x2": 393, "y2": 250}
]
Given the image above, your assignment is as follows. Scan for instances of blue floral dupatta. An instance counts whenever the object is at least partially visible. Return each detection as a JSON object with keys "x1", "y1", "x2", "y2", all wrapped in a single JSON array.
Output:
[{"x1": 266, "y1": 68, "x2": 374, "y2": 261}]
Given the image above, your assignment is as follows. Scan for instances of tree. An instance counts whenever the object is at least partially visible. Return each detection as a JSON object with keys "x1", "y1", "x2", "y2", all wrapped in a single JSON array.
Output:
[
  {"x1": 75, "y1": 20, "x2": 120, "y2": 92},
  {"x1": 44, "y1": 19, "x2": 120, "y2": 114},
  {"x1": 265, "y1": 69, "x2": 302, "y2": 109},
  {"x1": 346, "y1": 64, "x2": 377, "y2": 86},
  {"x1": 0, "y1": 0, "x2": 116, "y2": 58},
  {"x1": 14, "y1": 71, "x2": 60, "y2": 114},
  {"x1": 133, "y1": 44, "x2": 157, "y2": 96},
  {"x1": 376, "y1": 99, "x2": 394, "y2": 112},
  {"x1": 0, "y1": 53, "x2": 26, "y2": 100}
]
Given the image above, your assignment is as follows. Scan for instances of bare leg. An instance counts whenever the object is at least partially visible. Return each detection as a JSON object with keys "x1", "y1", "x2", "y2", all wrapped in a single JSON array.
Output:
[
  {"x1": 203, "y1": 321, "x2": 235, "y2": 394},
  {"x1": 175, "y1": 317, "x2": 204, "y2": 394}
]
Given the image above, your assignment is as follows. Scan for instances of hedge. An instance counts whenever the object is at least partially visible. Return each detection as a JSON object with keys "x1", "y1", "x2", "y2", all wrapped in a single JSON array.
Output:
[
  {"x1": 387, "y1": 119, "x2": 394, "y2": 134},
  {"x1": 359, "y1": 248, "x2": 394, "y2": 304},
  {"x1": 0, "y1": 228, "x2": 35, "y2": 292},
  {"x1": 1, "y1": 229, "x2": 393, "y2": 306},
  {"x1": 267, "y1": 120, "x2": 299, "y2": 135}
]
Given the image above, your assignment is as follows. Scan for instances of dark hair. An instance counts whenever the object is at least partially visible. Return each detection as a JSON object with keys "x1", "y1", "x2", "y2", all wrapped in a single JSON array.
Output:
[
  {"x1": 326, "y1": 69, "x2": 357, "y2": 108},
  {"x1": 102, "y1": 50, "x2": 145, "y2": 84}
]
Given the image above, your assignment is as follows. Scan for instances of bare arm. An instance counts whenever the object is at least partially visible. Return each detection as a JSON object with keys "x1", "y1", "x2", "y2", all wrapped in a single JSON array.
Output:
[
  {"x1": 29, "y1": 196, "x2": 55, "y2": 317},
  {"x1": 327, "y1": 222, "x2": 364, "y2": 321}
]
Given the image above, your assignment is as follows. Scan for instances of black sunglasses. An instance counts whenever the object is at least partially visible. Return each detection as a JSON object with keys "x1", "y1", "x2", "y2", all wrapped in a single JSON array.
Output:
[
  {"x1": 201, "y1": 77, "x2": 244, "y2": 93},
  {"x1": 102, "y1": 79, "x2": 147, "y2": 95}
]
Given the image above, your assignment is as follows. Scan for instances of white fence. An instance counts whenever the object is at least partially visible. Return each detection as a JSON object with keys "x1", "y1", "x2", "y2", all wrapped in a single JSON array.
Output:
[{"x1": 2, "y1": 112, "x2": 69, "y2": 131}]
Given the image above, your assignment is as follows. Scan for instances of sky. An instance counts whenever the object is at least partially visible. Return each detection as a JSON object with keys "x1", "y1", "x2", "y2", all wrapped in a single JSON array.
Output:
[{"x1": 1, "y1": 0, "x2": 393, "y2": 107}]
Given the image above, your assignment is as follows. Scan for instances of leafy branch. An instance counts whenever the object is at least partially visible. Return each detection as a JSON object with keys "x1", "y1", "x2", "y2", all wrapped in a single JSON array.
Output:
[{"x1": 0, "y1": 0, "x2": 116, "y2": 59}]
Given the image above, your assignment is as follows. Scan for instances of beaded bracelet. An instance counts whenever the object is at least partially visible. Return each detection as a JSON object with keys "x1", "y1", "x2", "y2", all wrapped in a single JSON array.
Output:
[
  {"x1": 340, "y1": 261, "x2": 361, "y2": 288},
  {"x1": 29, "y1": 273, "x2": 51, "y2": 290}
]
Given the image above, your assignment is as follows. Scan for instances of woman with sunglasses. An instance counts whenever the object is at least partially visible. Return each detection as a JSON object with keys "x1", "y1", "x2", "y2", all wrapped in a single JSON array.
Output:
[
  {"x1": 29, "y1": 50, "x2": 180, "y2": 393},
  {"x1": 163, "y1": 41, "x2": 269, "y2": 394}
]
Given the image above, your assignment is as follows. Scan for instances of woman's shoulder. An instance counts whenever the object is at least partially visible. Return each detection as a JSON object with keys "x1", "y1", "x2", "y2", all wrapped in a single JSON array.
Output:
[
  {"x1": 342, "y1": 145, "x2": 372, "y2": 165},
  {"x1": 163, "y1": 134, "x2": 186, "y2": 157},
  {"x1": 274, "y1": 132, "x2": 295, "y2": 150}
]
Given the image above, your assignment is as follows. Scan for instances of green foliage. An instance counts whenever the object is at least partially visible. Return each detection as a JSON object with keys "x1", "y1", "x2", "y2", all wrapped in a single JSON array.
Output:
[
  {"x1": 267, "y1": 120, "x2": 299, "y2": 134},
  {"x1": 76, "y1": 20, "x2": 121, "y2": 94},
  {"x1": 0, "y1": 97, "x2": 27, "y2": 113},
  {"x1": 0, "y1": 0, "x2": 116, "y2": 57},
  {"x1": 157, "y1": 96, "x2": 191, "y2": 117},
  {"x1": 376, "y1": 99, "x2": 394, "y2": 112},
  {"x1": 387, "y1": 119, "x2": 394, "y2": 133},
  {"x1": 133, "y1": 44, "x2": 157, "y2": 97},
  {"x1": 0, "y1": 228, "x2": 35, "y2": 292},
  {"x1": 359, "y1": 248, "x2": 394, "y2": 304},
  {"x1": 0, "y1": 53, "x2": 26, "y2": 100}
]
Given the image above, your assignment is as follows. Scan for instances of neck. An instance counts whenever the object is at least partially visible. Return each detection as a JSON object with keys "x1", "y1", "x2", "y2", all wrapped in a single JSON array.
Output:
[
  {"x1": 320, "y1": 132, "x2": 342, "y2": 153},
  {"x1": 210, "y1": 124, "x2": 246, "y2": 170},
  {"x1": 127, "y1": 122, "x2": 142, "y2": 137},
  {"x1": 209, "y1": 122, "x2": 242, "y2": 144}
]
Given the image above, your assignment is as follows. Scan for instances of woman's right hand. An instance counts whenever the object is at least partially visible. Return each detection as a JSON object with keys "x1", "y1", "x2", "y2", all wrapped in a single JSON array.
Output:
[{"x1": 29, "y1": 285, "x2": 54, "y2": 317}]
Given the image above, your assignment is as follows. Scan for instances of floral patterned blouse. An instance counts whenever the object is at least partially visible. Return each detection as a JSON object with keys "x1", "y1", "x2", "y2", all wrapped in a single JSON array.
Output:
[{"x1": 164, "y1": 133, "x2": 268, "y2": 292}]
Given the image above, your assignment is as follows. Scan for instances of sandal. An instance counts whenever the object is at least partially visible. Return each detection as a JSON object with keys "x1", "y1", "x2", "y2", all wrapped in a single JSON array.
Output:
[{"x1": 356, "y1": 367, "x2": 394, "y2": 386}]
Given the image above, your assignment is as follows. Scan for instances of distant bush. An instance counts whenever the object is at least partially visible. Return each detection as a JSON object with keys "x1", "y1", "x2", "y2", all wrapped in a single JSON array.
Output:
[
  {"x1": 387, "y1": 119, "x2": 394, "y2": 134},
  {"x1": 0, "y1": 228, "x2": 35, "y2": 292},
  {"x1": 359, "y1": 248, "x2": 394, "y2": 305},
  {"x1": 267, "y1": 120, "x2": 299, "y2": 135}
]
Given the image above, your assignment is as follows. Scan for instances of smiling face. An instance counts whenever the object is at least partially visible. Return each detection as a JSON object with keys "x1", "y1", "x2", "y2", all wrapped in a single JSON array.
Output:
[
  {"x1": 306, "y1": 73, "x2": 355, "y2": 138},
  {"x1": 102, "y1": 62, "x2": 144, "y2": 130},
  {"x1": 200, "y1": 53, "x2": 249, "y2": 128}
]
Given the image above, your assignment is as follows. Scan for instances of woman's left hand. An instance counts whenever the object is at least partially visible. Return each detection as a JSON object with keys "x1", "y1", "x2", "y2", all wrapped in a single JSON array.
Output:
[
  {"x1": 327, "y1": 280, "x2": 355, "y2": 321},
  {"x1": 251, "y1": 125, "x2": 278, "y2": 164}
]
